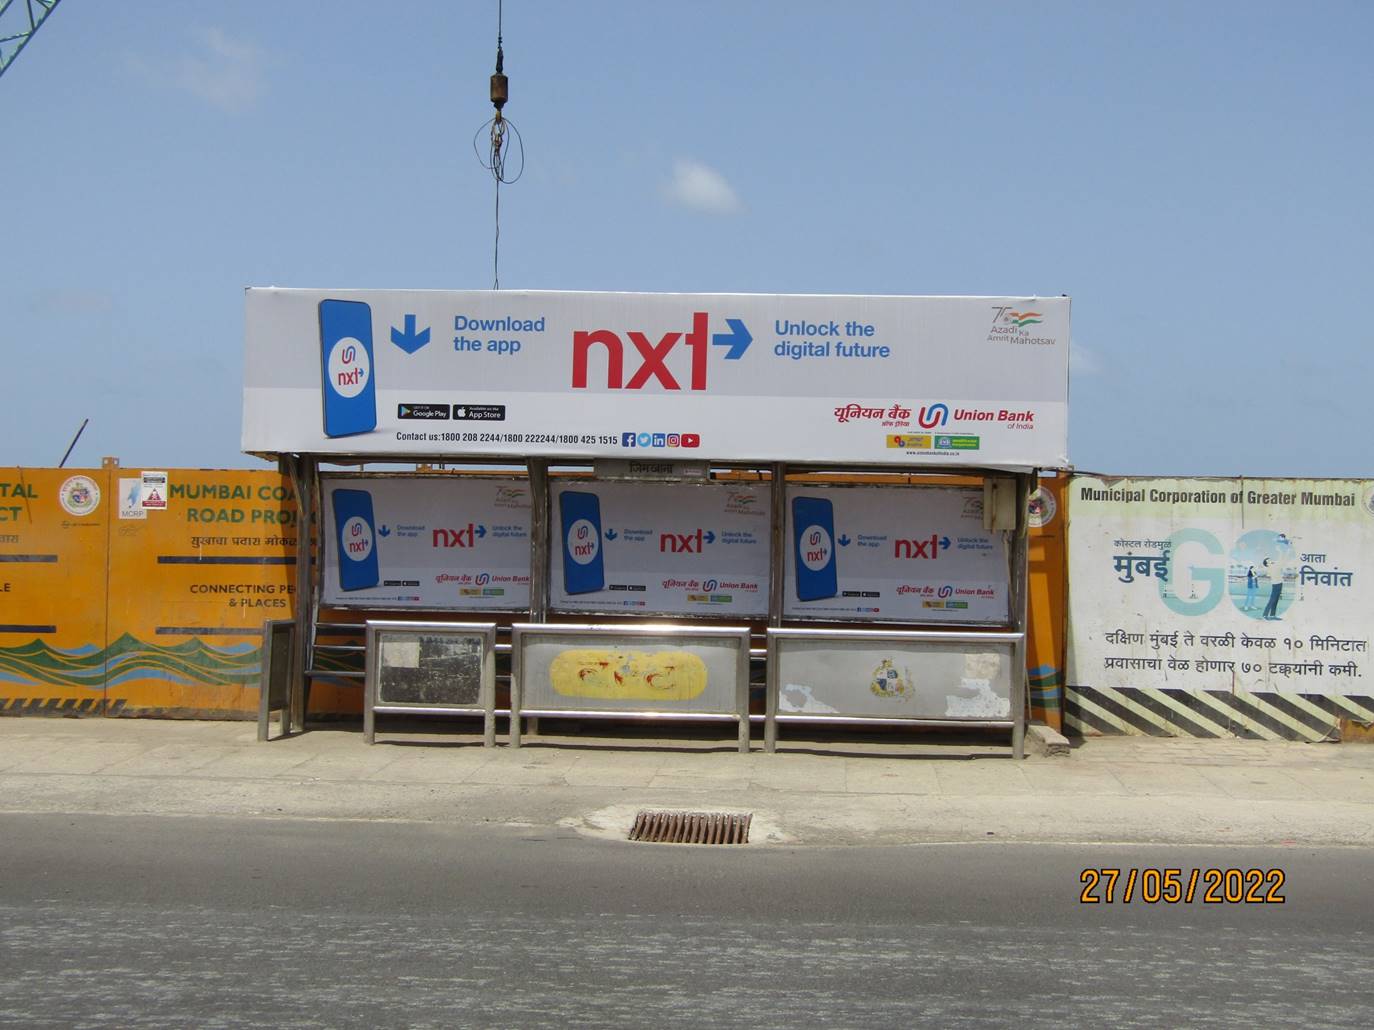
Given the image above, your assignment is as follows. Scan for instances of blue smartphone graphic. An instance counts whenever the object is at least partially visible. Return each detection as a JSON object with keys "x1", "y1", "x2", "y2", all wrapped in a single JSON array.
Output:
[
  {"x1": 319, "y1": 299, "x2": 377, "y2": 437},
  {"x1": 332, "y1": 488, "x2": 380, "y2": 592},
  {"x1": 792, "y1": 495, "x2": 838, "y2": 601},
  {"x1": 559, "y1": 490, "x2": 605, "y2": 595}
]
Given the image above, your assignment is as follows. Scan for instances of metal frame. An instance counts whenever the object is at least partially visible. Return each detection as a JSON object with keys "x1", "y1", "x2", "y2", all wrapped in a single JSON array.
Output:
[
  {"x1": 764, "y1": 627, "x2": 1026, "y2": 757},
  {"x1": 509, "y1": 622, "x2": 752, "y2": 752},
  {"x1": 0, "y1": 0, "x2": 62, "y2": 79},
  {"x1": 256, "y1": 618, "x2": 296, "y2": 741},
  {"x1": 363, "y1": 620, "x2": 498, "y2": 746}
]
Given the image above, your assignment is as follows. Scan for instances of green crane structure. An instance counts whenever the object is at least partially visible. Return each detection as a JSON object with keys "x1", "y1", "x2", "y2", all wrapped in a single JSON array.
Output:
[{"x1": 0, "y1": 0, "x2": 62, "y2": 79}]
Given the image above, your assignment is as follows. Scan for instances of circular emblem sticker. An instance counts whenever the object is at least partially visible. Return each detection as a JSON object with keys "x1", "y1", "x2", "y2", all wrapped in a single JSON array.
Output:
[
  {"x1": 1027, "y1": 486, "x2": 1057, "y2": 529},
  {"x1": 341, "y1": 515, "x2": 374, "y2": 561},
  {"x1": 799, "y1": 524, "x2": 833, "y2": 571},
  {"x1": 870, "y1": 659, "x2": 914, "y2": 701},
  {"x1": 59, "y1": 475, "x2": 101, "y2": 517},
  {"x1": 566, "y1": 518, "x2": 600, "y2": 565},
  {"x1": 327, "y1": 336, "x2": 371, "y2": 399},
  {"x1": 1364, "y1": 487, "x2": 1374, "y2": 519}
]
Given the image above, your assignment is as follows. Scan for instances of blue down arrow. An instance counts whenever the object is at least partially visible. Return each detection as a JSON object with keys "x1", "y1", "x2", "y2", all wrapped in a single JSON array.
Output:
[
  {"x1": 391, "y1": 314, "x2": 431, "y2": 354},
  {"x1": 712, "y1": 318, "x2": 752, "y2": 359}
]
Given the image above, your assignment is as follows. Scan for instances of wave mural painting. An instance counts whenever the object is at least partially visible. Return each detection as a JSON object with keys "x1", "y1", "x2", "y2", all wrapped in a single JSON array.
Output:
[{"x1": 0, "y1": 635, "x2": 261, "y2": 691}]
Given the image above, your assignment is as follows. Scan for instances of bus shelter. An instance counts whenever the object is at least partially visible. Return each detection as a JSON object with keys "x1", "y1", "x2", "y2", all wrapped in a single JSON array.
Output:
[{"x1": 243, "y1": 289, "x2": 1070, "y2": 756}]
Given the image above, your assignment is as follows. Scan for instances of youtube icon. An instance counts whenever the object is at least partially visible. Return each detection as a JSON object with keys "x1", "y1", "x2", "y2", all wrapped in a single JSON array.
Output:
[{"x1": 682, "y1": 433, "x2": 700, "y2": 448}]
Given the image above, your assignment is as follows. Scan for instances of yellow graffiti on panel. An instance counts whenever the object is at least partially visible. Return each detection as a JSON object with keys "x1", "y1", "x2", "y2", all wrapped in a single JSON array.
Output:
[{"x1": 550, "y1": 649, "x2": 708, "y2": 701}]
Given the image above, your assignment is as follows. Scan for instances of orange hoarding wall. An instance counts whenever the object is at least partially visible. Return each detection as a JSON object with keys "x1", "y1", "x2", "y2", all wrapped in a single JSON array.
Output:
[
  {"x1": 105, "y1": 470, "x2": 299, "y2": 717},
  {"x1": 0, "y1": 467, "x2": 299, "y2": 719},
  {"x1": 1027, "y1": 477, "x2": 1067, "y2": 731},
  {"x1": 0, "y1": 469, "x2": 111, "y2": 714}
]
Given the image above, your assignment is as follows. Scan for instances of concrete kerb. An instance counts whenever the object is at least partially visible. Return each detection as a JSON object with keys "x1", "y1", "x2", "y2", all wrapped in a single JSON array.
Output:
[
  {"x1": 1026, "y1": 722, "x2": 1071, "y2": 757},
  {"x1": 1, "y1": 718, "x2": 1370, "y2": 847}
]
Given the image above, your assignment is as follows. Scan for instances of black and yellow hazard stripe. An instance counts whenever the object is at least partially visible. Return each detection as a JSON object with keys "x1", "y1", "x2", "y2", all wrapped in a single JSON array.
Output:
[
  {"x1": 0, "y1": 697, "x2": 125, "y2": 716},
  {"x1": 1065, "y1": 686, "x2": 1374, "y2": 741}
]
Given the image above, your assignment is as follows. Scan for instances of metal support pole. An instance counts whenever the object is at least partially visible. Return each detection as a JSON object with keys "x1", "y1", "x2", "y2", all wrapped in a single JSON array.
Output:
[
  {"x1": 256, "y1": 619, "x2": 273, "y2": 743},
  {"x1": 287, "y1": 455, "x2": 316, "y2": 736},
  {"x1": 509, "y1": 635, "x2": 524, "y2": 749},
  {"x1": 528, "y1": 459, "x2": 550, "y2": 624},
  {"x1": 363, "y1": 622, "x2": 376, "y2": 745},
  {"x1": 523, "y1": 459, "x2": 550, "y2": 741},
  {"x1": 768, "y1": 463, "x2": 786, "y2": 629},
  {"x1": 764, "y1": 631, "x2": 779, "y2": 753}
]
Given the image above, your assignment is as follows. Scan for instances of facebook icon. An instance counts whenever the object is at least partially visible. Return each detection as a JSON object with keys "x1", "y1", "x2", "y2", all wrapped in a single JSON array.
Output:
[{"x1": 622, "y1": 432, "x2": 636, "y2": 447}]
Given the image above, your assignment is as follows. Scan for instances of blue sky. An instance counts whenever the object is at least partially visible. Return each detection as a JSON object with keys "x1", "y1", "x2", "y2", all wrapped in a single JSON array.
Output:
[{"x1": 3, "y1": 1, "x2": 1371, "y2": 476}]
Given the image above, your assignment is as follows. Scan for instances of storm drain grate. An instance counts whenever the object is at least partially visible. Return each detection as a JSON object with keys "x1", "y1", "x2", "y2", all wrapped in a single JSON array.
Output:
[{"x1": 629, "y1": 810, "x2": 752, "y2": 845}]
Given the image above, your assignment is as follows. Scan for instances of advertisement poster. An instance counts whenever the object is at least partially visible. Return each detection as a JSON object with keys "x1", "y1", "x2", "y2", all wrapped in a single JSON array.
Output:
[
  {"x1": 783, "y1": 485, "x2": 1011, "y2": 624},
  {"x1": 1067, "y1": 477, "x2": 1374, "y2": 696},
  {"x1": 547, "y1": 480, "x2": 771, "y2": 616},
  {"x1": 772, "y1": 635, "x2": 1015, "y2": 720},
  {"x1": 244, "y1": 289, "x2": 1069, "y2": 469},
  {"x1": 320, "y1": 476, "x2": 531, "y2": 610}
]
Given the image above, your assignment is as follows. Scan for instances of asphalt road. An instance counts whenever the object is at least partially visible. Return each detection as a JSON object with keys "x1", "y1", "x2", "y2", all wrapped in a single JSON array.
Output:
[{"x1": 2, "y1": 813, "x2": 1371, "y2": 1028}]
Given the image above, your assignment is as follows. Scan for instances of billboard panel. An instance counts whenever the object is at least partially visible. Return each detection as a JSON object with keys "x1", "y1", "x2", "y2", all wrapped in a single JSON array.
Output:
[
  {"x1": 1067, "y1": 477, "x2": 1374, "y2": 699},
  {"x1": 548, "y1": 480, "x2": 770, "y2": 616},
  {"x1": 243, "y1": 289, "x2": 1069, "y2": 468},
  {"x1": 782, "y1": 484, "x2": 1012, "y2": 624},
  {"x1": 320, "y1": 476, "x2": 531, "y2": 610}
]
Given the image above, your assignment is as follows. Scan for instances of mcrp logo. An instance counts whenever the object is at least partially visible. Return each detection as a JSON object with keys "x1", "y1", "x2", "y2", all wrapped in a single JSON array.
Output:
[
  {"x1": 328, "y1": 338, "x2": 370, "y2": 398},
  {"x1": 566, "y1": 518, "x2": 600, "y2": 565},
  {"x1": 341, "y1": 516, "x2": 374, "y2": 561}
]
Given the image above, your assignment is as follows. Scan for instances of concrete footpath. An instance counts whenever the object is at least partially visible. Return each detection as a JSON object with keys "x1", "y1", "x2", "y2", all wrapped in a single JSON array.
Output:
[{"x1": 1, "y1": 718, "x2": 1370, "y2": 847}]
